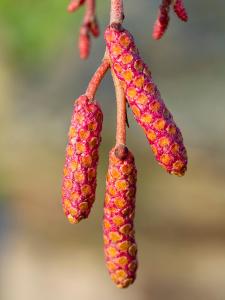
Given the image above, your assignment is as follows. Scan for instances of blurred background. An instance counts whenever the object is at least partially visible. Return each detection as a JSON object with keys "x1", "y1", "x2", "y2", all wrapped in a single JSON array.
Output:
[{"x1": 0, "y1": 1, "x2": 225, "y2": 299}]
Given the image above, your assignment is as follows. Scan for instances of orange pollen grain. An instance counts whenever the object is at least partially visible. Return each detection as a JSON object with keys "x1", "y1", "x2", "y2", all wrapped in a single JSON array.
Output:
[
  {"x1": 107, "y1": 247, "x2": 118, "y2": 257},
  {"x1": 109, "y1": 232, "x2": 122, "y2": 242},
  {"x1": 134, "y1": 76, "x2": 145, "y2": 88},
  {"x1": 161, "y1": 154, "x2": 172, "y2": 165},
  {"x1": 144, "y1": 83, "x2": 154, "y2": 93},
  {"x1": 81, "y1": 155, "x2": 92, "y2": 167},
  {"x1": 141, "y1": 114, "x2": 153, "y2": 124},
  {"x1": 127, "y1": 87, "x2": 137, "y2": 98},
  {"x1": 81, "y1": 184, "x2": 91, "y2": 196},
  {"x1": 115, "y1": 180, "x2": 128, "y2": 191},
  {"x1": 134, "y1": 60, "x2": 144, "y2": 72},
  {"x1": 112, "y1": 44, "x2": 122, "y2": 56},
  {"x1": 113, "y1": 216, "x2": 124, "y2": 226},
  {"x1": 119, "y1": 34, "x2": 131, "y2": 47},
  {"x1": 79, "y1": 129, "x2": 90, "y2": 140},
  {"x1": 132, "y1": 105, "x2": 141, "y2": 118},
  {"x1": 147, "y1": 130, "x2": 157, "y2": 142},
  {"x1": 159, "y1": 137, "x2": 170, "y2": 148},
  {"x1": 154, "y1": 119, "x2": 166, "y2": 130},
  {"x1": 122, "y1": 70, "x2": 133, "y2": 82},
  {"x1": 136, "y1": 94, "x2": 148, "y2": 105},
  {"x1": 114, "y1": 63, "x2": 122, "y2": 74},
  {"x1": 76, "y1": 142, "x2": 85, "y2": 154},
  {"x1": 121, "y1": 54, "x2": 133, "y2": 64},
  {"x1": 171, "y1": 143, "x2": 180, "y2": 153},
  {"x1": 114, "y1": 197, "x2": 126, "y2": 208}
]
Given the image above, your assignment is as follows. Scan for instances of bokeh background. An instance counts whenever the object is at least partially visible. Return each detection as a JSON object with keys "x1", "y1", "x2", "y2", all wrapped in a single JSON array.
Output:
[{"x1": 0, "y1": 1, "x2": 225, "y2": 299}]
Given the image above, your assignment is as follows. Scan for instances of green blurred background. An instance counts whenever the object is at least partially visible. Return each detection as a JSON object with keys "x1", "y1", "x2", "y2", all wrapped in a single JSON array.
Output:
[{"x1": 0, "y1": 1, "x2": 225, "y2": 299}]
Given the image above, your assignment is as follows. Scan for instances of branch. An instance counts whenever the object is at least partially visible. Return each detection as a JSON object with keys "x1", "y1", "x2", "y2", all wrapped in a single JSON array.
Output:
[
  {"x1": 110, "y1": 0, "x2": 124, "y2": 24},
  {"x1": 85, "y1": 57, "x2": 110, "y2": 100},
  {"x1": 111, "y1": 70, "x2": 126, "y2": 146}
]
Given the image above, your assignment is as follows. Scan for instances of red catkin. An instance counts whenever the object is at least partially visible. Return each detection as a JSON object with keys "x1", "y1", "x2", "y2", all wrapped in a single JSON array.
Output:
[
  {"x1": 103, "y1": 146, "x2": 137, "y2": 288},
  {"x1": 62, "y1": 95, "x2": 103, "y2": 224},
  {"x1": 173, "y1": 0, "x2": 188, "y2": 22},
  {"x1": 152, "y1": 0, "x2": 171, "y2": 40},
  {"x1": 105, "y1": 26, "x2": 187, "y2": 176},
  {"x1": 79, "y1": 26, "x2": 90, "y2": 59}
]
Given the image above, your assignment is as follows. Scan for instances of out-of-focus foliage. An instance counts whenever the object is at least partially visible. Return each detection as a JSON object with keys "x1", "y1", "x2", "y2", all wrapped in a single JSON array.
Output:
[{"x1": 0, "y1": 0, "x2": 81, "y2": 66}]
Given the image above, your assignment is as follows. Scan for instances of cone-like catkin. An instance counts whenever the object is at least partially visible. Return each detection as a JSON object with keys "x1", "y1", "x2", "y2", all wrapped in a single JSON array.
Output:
[
  {"x1": 103, "y1": 146, "x2": 137, "y2": 288},
  {"x1": 105, "y1": 26, "x2": 187, "y2": 176},
  {"x1": 62, "y1": 95, "x2": 103, "y2": 224},
  {"x1": 153, "y1": 0, "x2": 171, "y2": 40},
  {"x1": 79, "y1": 26, "x2": 90, "y2": 59},
  {"x1": 173, "y1": 0, "x2": 188, "y2": 22}
]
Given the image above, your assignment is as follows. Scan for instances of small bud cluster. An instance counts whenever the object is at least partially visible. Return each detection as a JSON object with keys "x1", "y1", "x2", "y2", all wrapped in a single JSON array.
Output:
[
  {"x1": 104, "y1": 147, "x2": 137, "y2": 288},
  {"x1": 105, "y1": 26, "x2": 187, "y2": 176},
  {"x1": 68, "y1": 0, "x2": 99, "y2": 59},
  {"x1": 153, "y1": 0, "x2": 188, "y2": 39}
]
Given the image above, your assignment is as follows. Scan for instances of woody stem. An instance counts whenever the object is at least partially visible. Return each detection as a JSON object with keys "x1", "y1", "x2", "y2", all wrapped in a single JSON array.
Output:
[
  {"x1": 111, "y1": 70, "x2": 127, "y2": 146},
  {"x1": 110, "y1": 0, "x2": 124, "y2": 24},
  {"x1": 85, "y1": 57, "x2": 110, "y2": 100}
]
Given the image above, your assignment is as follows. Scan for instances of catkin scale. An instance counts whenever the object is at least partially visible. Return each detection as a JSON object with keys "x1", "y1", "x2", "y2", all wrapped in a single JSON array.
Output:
[
  {"x1": 62, "y1": 95, "x2": 103, "y2": 224},
  {"x1": 103, "y1": 147, "x2": 137, "y2": 288},
  {"x1": 105, "y1": 26, "x2": 187, "y2": 176}
]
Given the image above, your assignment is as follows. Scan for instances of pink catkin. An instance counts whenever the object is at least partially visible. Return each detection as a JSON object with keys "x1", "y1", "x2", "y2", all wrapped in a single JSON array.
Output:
[
  {"x1": 62, "y1": 95, "x2": 103, "y2": 224},
  {"x1": 152, "y1": 0, "x2": 171, "y2": 40},
  {"x1": 79, "y1": 26, "x2": 90, "y2": 59},
  {"x1": 89, "y1": 18, "x2": 100, "y2": 37},
  {"x1": 105, "y1": 26, "x2": 187, "y2": 176},
  {"x1": 173, "y1": 0, "x2": 188, "y2": 22},
  {"x1": 103, "y1": 147, "x2": 137, "y2": 288}
]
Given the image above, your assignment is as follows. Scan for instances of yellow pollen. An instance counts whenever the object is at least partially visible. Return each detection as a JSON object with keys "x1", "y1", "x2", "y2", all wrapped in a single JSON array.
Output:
[
  {"x1": 151, "y1": 101, "x2": 161, "y2": 112},
  {"x1": 66, "y1": 145, "x2": 74, "y2": 157},
  {"x1": 88, "y1": 168, "x2": 96, "y2": 180},
  {"x1": 121, "y1": 54, "x2": 133, "y2": 64},
  {"x1": 111, "y1": 168, "x2": 121, "y2": 179},
  {"x1": 109, "y1": 232, "x2": 122, "y2": 242},
  {"x1": 113, "y1": 216, "x2": 124, "y2": 226},
  {"x1": 136, "y1": 94, "x2": 148, "y2": 105},
  {"x1": 112, "y1": 44, "x2": 122, "y2": 56},
  {"x1": 69, "y1": 126, "x2": 76, "y2": 138},
  {"x1": 161, "y1": 154, "x2": 172, "y2": 165},
  {"x1": 74, "y1": 171, "x2": 85, "y2": 183},
  {"x1": 70, "y1": 160, "x2": 78, "y2": 171},
  {"x1": 154, "y1": 119, "x2": 166, "y2": 130},
  {"x1": 118, "y1": 241, "x2": 131, "y2": 251},
  {"x1": 79, "y1": 129, "x2": 90, "y2": 140},
  {"x1": 141, "y1": 114, "x2": 153, "y2": 124},
  {"x1": 115, "y1": 180, "x2": 128, "y2": 191},
  {"x1": 147, "y1": 130, "x2": 157, "y2": 142},
  {"x1": 122, "y1": 70, "x2": 133, "y2": 82},
  {"x1": 81, "y1": 184, "x2": 91, "y2": 196},
  {"x1": 132, "y1": 105, "x2": 141, "y2": 118},
  {"x1": 134, "y1": 76, "x2": 145, "y2": 88},
  {"x1": 63, "y1": 199, "x2": 71, "y2": 209},
  {"x1": 64, "y1": 179, "x2": 72, "y2": 190},
  {"x1": 69, "y1": 207, "x2": 78, "y2": 216},
  {"x1": 173, "y1": 160, "x2": 184, "y2": 170},
  {"x1": 104, "y1": 220, "x2": 111, "y2": 230},
  {"x1": 114, "y1": 63, "x2": 122, "y2": 74},
  {"x1": 107, "y1": 247, "x2": 118, "y2": 257},
  {"x1": 127, "y1": 87, "x2": 137, "y2": 98},
  {"x1": 117, "y1": 256, "x2": 128, "y2": 266},
  {"x1": 159, "y1": 137, "x2": 170, "y2": 148},
  {"x1": 114, "y1": 197, "x2": 126, "y2": 208},
  {"x1": 76, "y1": 142, "x2": 85, "y2": 154},
  {"x1": 144, "y1": 82, "x2": 154, "y2": 93},
  {"x1": 115, "y1": 270, "x2": 127, "y2": 280},
  {"x1": 71, "y1": 192, "x2": 79, "y2": 201},
  {"x1": 107, "y1": 262, "x2": 117, "y2": 271},
  {"x1": 109, "y1": 186, "x2": 117, "y2": 196},
  {"x1": 67, "y1": 214, "x2": 77, "y2": 224},
  {"x1": 119, "y1": 34, "x2": 131, "y2": 48}
]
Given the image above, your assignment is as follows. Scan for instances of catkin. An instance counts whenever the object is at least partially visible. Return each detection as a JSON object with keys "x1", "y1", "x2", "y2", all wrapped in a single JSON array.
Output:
[
  {"x1": 103, "y1": 146, "x2": 137, "y2": 288},
  {"x1": 173, "y1": 0, "x2": 188, "y2": 22},
  {"x1": 62, "y1": 95, "x2": 103, "y2": 224},
  {"x1": 105, "y1": 25, "x2": 187, "y2": 176}
]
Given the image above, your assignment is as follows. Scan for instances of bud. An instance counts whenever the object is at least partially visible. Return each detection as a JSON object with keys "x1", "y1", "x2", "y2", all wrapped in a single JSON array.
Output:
[
  {"x1": 62, "y1": 95, "x2": 103, "y2": 224},
  {"x1": 79, "y1": 26, "x2": 90, "y2": 60},
  {"x1": 152, "y1": 3, "x2": 170, "y2": 40},
  {"x1": 173, "y1": 0, "x2": 188, "y2": 22},
  {"x1": 103, "y1": 146, "x2": 137, "y2": 288},
  {"x1": 105, "y1": 26, "x2": 187, "y2": 176},
  {"x1": 89, "y1": 17, "x2": 100, "y2": 38}
]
